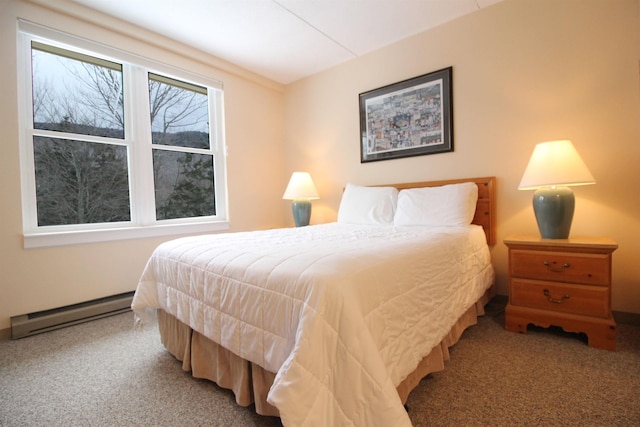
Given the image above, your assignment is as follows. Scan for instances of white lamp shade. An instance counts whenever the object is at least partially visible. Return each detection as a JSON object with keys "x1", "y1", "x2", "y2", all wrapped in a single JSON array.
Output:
[
  {"x1": 518, "y1": 140, "x2": 596, "y2": 190},
  {"x1": 282, "y1": 172, "x2": 319, "y2": 200}
]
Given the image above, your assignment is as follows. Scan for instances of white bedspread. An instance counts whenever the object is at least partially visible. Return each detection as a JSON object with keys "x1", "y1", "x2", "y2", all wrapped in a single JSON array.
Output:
[{"x1": 132, "y1": 223, "x2": 494, "y2": 426}]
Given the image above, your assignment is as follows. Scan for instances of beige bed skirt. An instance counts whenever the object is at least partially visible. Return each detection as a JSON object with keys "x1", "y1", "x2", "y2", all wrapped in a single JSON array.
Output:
[{"x1": 157, "y1": 289, "x2": 492, "y2": 418}]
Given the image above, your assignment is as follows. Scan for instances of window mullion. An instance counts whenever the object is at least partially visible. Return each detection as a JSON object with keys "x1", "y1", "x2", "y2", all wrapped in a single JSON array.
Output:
[
  {"x1": 211, "y1": 90, "x2": 228, "y2": 220},
  {"x1": 126, "y1": 65, "x2": 156, "y2": 226}
]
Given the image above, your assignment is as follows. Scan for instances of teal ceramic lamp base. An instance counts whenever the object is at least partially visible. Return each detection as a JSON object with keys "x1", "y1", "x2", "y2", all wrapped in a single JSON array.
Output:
[
  {"x1": 532, "y1": 186, "x2": 575, "y2": 239},
  {"x1": 291, "y1": 200, "x2": 312, "y2": 227}
]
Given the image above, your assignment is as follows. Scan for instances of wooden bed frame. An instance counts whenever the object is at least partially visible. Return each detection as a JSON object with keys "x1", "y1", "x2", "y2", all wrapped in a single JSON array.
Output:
[
  {"x1": 383, "y1": 176, "x2": 496, "y2": 245},
  {"x1": 155, "y1": 176, "x2": 497, "y2": 419}
]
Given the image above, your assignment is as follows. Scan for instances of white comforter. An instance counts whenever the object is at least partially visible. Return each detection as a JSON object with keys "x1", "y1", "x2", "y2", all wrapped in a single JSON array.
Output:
[{"x1": 132, "y1": 223, "x2": 494, "y2": 426}]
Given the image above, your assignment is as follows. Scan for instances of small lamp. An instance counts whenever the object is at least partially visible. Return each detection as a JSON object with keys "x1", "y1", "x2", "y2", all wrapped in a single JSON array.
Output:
[
  {"x1": 518, "y1": 140, "x2": 595, "y2": 239},
  {"x1": 282, "y1": 172, "x2": 319, "y2": 227}
]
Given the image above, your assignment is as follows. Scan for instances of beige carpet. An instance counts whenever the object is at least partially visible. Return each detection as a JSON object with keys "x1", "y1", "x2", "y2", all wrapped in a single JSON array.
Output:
[{"x1": 1, "y1": 302, "x2": 638, "y2": 426}]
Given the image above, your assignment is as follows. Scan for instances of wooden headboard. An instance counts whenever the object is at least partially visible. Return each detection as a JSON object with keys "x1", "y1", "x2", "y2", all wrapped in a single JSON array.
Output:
[{"x1": 381, "y1": 176, "x2": 496, "y2": 246}]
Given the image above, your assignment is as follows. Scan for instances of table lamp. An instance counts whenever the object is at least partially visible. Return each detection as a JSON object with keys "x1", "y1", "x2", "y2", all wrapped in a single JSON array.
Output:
[
  {"x1": 282, "y1": 172, "x2": 319, "y2": 227},
  {"x1": 518, "y1": 140, "x2": 595, "y2": 239}
]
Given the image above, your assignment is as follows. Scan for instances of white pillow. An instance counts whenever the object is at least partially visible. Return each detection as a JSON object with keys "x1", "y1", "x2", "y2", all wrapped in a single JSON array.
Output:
[
  {"x1": 337, "y1": 183, "x2": 398, "y2": 225},
  {"x1": 393, "y1": 182, "x2": 478, "y2": 227}
]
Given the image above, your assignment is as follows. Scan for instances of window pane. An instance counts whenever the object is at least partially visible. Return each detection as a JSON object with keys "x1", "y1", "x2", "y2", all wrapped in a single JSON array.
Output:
[
  {"x1": 33, "y1": 136, "x2": 130, "y2": 226},
  {"x1": 153, "y1": 150, "x2": 215, "y2": 220},
  {"x1": 32, "y1": 46, "x2": 124, "y2": 139},
  {"x1": 149, "y1": 74, "x2": 209, "y2": 149}
]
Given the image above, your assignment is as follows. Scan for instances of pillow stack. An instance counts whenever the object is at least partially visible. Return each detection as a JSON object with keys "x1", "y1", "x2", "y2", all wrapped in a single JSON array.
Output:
[{"x1": 337, "y1": 182, "x2": 478, "y2": 227}]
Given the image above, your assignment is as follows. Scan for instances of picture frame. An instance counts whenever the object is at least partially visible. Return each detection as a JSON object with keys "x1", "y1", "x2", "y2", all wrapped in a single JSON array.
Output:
[{"x1": 359, "y1": 67, "x2": 453, "y2": 163}]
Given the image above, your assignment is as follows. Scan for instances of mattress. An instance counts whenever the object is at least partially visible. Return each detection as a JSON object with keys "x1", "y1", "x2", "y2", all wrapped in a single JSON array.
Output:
[{"x1": 132, "y1": 222, "x2": 494, "y2": 426}]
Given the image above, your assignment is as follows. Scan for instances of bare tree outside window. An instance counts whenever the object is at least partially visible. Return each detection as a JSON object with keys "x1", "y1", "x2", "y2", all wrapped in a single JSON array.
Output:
[
  {"x1": 149, "y1": 74, "x2": 209, "y2": 149},
  {"x1": 31, "y1": 45, "x2": 129, "y2": 226},
  {"x1": 33, "y1": 137, "x2": 130, "y2": 226},
  {"x1": 153, "y1": 151, "x2": 214, "y2": 220},
  {"x1": 29, "y1": 43, "x2": 217, "y2": 227},
  {"x1": 32, "y1": 47, "x2": 124, "y2": 138},
  {"x1": 149, "y1": 74, "x2": 215, "y2": 219}
]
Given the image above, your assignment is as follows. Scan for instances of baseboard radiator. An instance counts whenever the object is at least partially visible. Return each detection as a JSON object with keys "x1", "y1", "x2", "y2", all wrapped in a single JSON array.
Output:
[{"x1": 10, "y1": 291, "x2": 134, "y2": 339}]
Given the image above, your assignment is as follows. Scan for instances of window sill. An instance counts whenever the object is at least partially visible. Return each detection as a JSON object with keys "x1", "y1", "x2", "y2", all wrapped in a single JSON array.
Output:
[{"x1": 23, "y1": 221, "x2": 230, "y2": 249}]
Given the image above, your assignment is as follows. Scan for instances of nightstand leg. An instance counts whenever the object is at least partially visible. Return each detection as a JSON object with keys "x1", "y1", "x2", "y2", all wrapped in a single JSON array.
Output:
[
  {"x1": 504, "y1": 304, "x2": 529, "y2": 334},
  {"x1": 584, "y1": 321, "x2": 617, "y2": 351}
]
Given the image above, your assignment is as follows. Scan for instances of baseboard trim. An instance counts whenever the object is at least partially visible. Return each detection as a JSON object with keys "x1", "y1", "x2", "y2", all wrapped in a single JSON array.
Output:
[
  {"x1": 1, "y1": 297, "x2": 637, "y2": 341},
  {"x1": 613, "y1": 310, "x2": 640, "y2": 326},
  {"x1": 10, "y1": 291, "x2": 134, "y2": 339},
  {"x1": 490, "y1": 294, "x2": 508, "y2": 306}
]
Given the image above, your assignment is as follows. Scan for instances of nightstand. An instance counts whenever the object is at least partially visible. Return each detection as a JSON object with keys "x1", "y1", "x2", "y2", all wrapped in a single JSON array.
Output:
[{"x1": 504, "y1": 234, "x2": 618, "y2": 350}]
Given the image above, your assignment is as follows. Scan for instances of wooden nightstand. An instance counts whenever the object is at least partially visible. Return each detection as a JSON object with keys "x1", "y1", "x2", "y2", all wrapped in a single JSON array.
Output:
[{"x1": 504, "y1": 234, "x2": 618, "y2": 350}]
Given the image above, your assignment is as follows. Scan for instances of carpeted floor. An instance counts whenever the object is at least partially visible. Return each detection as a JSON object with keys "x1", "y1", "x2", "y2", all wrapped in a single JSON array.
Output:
[{"x1": 1, "y1": 303, "x2": 638, "y2": 426}]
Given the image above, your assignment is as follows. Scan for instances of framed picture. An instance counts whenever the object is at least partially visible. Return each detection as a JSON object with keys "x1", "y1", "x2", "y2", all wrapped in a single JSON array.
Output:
[{"x1": 359, "y1": 67, "x2": 453, "y2": 163}]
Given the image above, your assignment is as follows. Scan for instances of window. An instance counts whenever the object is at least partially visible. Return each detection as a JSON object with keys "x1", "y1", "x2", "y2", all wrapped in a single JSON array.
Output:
[
  {"x1": 17, "y1": 22, "x2": 228, "y2": 248},
  {"x1": 148, "y1": 74, "x2": 216, "y2": 220},
  {"x1": 31, "y1": 43, "x2": 130, "y2": 227}
]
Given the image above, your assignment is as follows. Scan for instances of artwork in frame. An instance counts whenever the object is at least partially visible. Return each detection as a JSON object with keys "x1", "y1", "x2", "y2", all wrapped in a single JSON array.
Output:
[{"x1": 359, "y1": 67, "x2": 453, "y2": 163}]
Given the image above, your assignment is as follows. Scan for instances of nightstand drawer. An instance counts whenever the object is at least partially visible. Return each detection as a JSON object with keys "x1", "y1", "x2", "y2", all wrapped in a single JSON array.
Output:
[
  {"x1": 510, "y1": 279, "x2": 610, "y2": 318},
  {"x1": 510, "y1": 249, "x2": 610, "y2": 285}
]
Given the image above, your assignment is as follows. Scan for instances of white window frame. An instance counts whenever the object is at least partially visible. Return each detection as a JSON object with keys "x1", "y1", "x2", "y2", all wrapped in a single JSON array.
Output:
[{"x1": 17, "y1": 21, "x2": 229, "y2": 248}]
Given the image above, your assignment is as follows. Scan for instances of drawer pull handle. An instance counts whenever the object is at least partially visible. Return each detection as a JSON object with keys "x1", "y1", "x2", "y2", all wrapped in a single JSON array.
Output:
[
  {"x1": 543, "y1": 261, "x2": 570, "y2": 273},
  {"x1": 544, "y1": 289, "x2": 570, "y2": 304}
]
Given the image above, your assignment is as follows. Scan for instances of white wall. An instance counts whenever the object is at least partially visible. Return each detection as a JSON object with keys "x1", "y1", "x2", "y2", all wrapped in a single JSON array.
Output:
[{"x1": 283, "y1": 0, "x2": 640, "y2": 314}]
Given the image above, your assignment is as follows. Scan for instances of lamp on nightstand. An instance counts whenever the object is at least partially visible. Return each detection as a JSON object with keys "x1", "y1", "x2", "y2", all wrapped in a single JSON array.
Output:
[
  {"x1": 282, "y1": 172, "x2": 319, "y2": 227},
  {"x1": 518, "y1": 140, "x2": 595, "y2": 239}
]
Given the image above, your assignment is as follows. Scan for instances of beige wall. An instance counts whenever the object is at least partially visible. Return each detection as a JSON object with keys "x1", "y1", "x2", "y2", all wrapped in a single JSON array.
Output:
[
  {"x1": 1, "y1": 0, "x2": 639, "y2": 333},
  {"x1": 0, "y1": 0, "x2": 287, "y2": 331},
  {"x1": 283, "y1": 0, "x2": 640, "y2": 314}
]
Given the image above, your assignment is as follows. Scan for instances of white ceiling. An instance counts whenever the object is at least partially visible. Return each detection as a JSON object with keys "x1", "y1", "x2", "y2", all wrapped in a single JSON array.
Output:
[{"x1": 74, "y1": 0, "x2": 503, "y2": 84}]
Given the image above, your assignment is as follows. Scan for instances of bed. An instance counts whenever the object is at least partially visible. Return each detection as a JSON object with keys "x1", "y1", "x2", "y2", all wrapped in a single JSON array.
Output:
[{"x1": 132, "y1": 176, "x2": 496, "y2": 426}]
